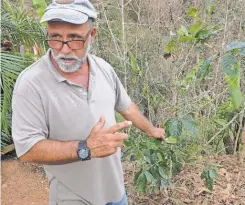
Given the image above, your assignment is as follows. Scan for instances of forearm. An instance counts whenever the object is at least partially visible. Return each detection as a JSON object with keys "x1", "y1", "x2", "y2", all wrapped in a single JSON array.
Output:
[
  {"x1": 120, "y1": 103, "x2": 154, "y2": 135},
  {"x1": 19, "y1": 139, "x2": 79, "y2": 165}
]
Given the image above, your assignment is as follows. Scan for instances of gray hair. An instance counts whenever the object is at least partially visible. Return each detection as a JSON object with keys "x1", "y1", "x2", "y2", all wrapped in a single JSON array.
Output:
[{"x1": 88, "y1": 18, "x2": 95, "y2": 29}]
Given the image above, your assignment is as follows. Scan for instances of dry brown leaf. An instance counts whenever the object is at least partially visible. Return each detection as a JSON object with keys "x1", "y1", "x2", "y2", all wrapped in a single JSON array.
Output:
[{"x1": 159, "y1": 197, "x2": 169, "y2": 204}]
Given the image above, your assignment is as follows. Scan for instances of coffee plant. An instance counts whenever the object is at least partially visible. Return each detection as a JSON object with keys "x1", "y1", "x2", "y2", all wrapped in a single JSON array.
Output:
[{"x1": 124, "y1": 6, "x2": 244, "y2": 194}]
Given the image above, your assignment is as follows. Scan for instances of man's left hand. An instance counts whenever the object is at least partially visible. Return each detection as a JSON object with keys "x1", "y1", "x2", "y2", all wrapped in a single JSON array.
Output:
[{"x1": 147, "y1": 127, "x2": 166, "y2": 141}]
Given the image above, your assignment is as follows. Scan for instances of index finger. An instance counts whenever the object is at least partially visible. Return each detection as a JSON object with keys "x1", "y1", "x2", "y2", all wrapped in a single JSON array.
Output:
[{"x1": 107, "y1": 121, "x2": 132, "y2": 134}]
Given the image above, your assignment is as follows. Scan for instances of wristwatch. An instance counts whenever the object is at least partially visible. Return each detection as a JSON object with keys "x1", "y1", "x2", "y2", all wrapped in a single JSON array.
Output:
[{"x1": 77, "y1": 140, "x2": 91, "y2": 161}]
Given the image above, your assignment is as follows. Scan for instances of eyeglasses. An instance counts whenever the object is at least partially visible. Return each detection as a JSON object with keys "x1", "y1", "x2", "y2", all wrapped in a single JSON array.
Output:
[{"x1": 46, "y1": 30, "x2": 91, "y2": 50}]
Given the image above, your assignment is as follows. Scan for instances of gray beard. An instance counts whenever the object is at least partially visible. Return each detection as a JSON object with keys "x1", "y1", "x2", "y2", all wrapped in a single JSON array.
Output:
[{"x1": 51, "y1": 43, "x2": 92, "y2": 73}]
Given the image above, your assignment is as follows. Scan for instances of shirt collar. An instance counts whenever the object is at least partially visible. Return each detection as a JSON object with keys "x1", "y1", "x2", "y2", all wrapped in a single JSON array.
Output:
[
  {"x1": 42, "y1": 49, "x2": 97, "y2": 83},
  {"x1": 87, "y1": 53, "x2": 97, "y2": 76}
]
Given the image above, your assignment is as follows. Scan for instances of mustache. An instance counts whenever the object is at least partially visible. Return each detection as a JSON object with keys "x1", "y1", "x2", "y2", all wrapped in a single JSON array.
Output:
[{"x1": 55, "y1": 54, "x2": 79, "y2": 61}]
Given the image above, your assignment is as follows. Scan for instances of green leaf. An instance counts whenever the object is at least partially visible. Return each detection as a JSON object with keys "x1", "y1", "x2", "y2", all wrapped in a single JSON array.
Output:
[
  {"x1": 213, "y1": 119, "x2": 227, "y2": 126},
  {"x1": 130, "y1": 55, "x2": 138, "y2": 73},
  {"x1": 189, "y1": 21, "x2": 202, "y2": 35},
  {"x1": 195, "y1": 29, "x2": 216, "y2": 41},
  {"x1": 134, "y1": 170, "x2": 141, "y2": 184},
  {"x1": 144, "y1": 171, "x2": 154, "y2": 184},
  {"x1": 181, "y1": 69, "x2": 197, "y2": 92},
  {"x1": 181, "y1": 118, "x2": 198, "y2": 134},
  {"x1": 226, "y1": 42, "x2": 245, "y2": 52},
  {"x1": 151, "y1": 152, "x2": 159, "y2": 164},
  {"x1": 209, "y1": 169, "x2": 219, "y2": 179},
  {"x1": 188, "y1": 8, "x2": 200, "y2": 18},
  {"x1": 165, "y1": 118, "x2": 182, "y2": 138},
  {"x1": 1, "y1": 132, "x2": 13, "y2": 150},
  {"x1": 225, "y1": 74, "x2": 244, "y2": 109},
  {"x1": 177, "y1": 25, "x2": 189, "y2": 36},
  {"x1": 197, "y1": 56, "x2": 216, "y2": 79},
  {"x1": 206, "y1": 4, "x2": 215, "y2": 16},
  {"x1": 151, "y1": 138, "x2": 162, "y2": 147},
  {"x1": 32, "y1": 0, "x2": 47, "y2": 19},
  {"x1": 32, "y1": 0, "x2": 46, "y2": 4},
  {"x1": 206, "y1": 178, "x2": 214, "y2": 191},
  {"x1": 150, "y1": 166, "x2": 160, "y2": 179},
  {"x1": 130, "y1": 55, "x2": 142, "y2": 76},
  {"x1": 166, "y1": 136, "x2": 177, "y2": 144},
  {"x1": 197, "y1": 58, "x2": 212, "y2": 79},
  {"x1": 201, "y1": 170, "x2": 208, "y2": 180},
  {"x1": 201, "y1": 167, "x2": 220, "y2": 191},
  {"x1": 165, "y1": 40, "x2": 176, "y2": 53},
  {"x1": 158, "y1": 167, "x2": 169, "y2": 179},
  {"x1": 179, "y1": 35, "x2": 196, "y2": 43},
  {"x1": 136, "y1": 172, "x2": 147, "y2": 193},
  {"x1": 36, "y1": 7, "x2": 46, "y2": 18},
  {"x1": 201, "y1": 170, "x2": 214, "y2": 191},
  {"x1": 144, "y1": 154, "x2": 151, "y2": 164},
  {"x1": 157, "y1": 152, "x2": 163, "y2": 161},
  {"x1": 131, "y1": 77, "x2": 137, "y2": 84},
  {"x1": 221, "y1": 54, "x2": 238, "y2": 78},
  {"x1": 211, "y1": 26, "x2": 221, "y2": 31}
]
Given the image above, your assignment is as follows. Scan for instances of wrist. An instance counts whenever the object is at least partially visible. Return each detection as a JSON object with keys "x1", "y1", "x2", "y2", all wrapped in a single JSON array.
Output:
[
  {"x1": 77, "y1": 140, "x2": 91, "y2": 161},
  {"x1": 86, "y1": 138, "x2": 96, "y2": 158},
  {"x1": 145, "y1": 126, "x2": 155, "y2": 137}
]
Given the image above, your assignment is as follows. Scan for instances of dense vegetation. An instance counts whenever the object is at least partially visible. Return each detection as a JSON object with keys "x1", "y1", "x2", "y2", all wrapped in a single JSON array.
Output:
[{"x1": 1, "y1": 0, "x2": 244, "y2": 196}]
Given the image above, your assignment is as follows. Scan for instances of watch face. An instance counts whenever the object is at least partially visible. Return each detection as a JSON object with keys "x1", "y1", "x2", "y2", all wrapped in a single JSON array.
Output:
[{"x1": 78, "y1": 149, "x2": 89, "y2": 159}]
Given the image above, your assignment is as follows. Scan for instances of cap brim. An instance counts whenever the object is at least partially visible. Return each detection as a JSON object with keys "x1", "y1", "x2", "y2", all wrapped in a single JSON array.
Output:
[{"x1": 40, "y1": 8, "x2": 89, "y2": 24}]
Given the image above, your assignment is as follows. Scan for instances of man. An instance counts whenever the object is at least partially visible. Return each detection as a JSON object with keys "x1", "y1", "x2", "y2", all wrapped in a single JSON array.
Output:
[{"x1": 12, "y1": 0, "x2": 165, "y2": 205}]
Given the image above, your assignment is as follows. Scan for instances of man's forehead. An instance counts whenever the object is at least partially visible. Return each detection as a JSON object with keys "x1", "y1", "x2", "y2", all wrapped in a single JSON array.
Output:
[
  {"x1": 46, "y1": 22, "x2": 89, "y2": 35},
  {"x1": 47, "y1": 21, "x2": 88, "y2": 28}
]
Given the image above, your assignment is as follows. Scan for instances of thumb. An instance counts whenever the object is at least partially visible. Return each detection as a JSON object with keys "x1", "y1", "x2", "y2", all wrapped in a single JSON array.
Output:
[{"x1": 92, "y1": 116, "x2": 106, "y2": 131}]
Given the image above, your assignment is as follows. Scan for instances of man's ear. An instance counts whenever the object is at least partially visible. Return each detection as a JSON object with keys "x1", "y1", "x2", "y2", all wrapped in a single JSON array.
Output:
[{"x1": 91, "y1": 27, "x2": 97, "y2": 41}]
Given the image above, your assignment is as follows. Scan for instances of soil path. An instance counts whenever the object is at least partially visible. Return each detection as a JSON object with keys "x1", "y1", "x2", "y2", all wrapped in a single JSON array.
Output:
[
  {"x1": 1, "y1": 155, "x2": 245, "y2": 205},
  {"x1": 2, "y1": 159, "x2": 49, "y2": 205}
]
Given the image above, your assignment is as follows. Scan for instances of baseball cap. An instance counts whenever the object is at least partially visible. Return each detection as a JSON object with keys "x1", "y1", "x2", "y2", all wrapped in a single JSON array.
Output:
[{"x1": 40, "y1": 0, "x2": 97, "y2": 24}]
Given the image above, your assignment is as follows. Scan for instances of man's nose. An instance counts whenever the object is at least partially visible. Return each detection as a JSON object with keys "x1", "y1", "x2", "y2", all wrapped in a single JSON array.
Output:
[{"x1": 60, "y1": 42, "x2": 72, "y2": 54}]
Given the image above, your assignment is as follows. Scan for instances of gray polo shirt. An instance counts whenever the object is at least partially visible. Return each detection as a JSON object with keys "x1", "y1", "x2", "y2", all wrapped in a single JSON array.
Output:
[{"x1": 12, "y1": 50, "x2": 132, "y2": 205}]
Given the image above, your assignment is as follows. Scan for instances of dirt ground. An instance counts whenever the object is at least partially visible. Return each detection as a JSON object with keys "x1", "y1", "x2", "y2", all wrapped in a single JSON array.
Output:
[
  {"x1": 1, "y1": 154, "x2": 245, "y2": 205},
  {"x1": 1, "y1": 158, "x2": 49, "y2": 205},
  {"x1": 125, "y1": 155, "x2": 245, "y2": 205}
]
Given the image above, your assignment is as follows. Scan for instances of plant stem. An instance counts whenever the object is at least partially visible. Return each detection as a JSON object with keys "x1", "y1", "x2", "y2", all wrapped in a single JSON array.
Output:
[{"x1": 207, "y1": 108, "x2": 244, "y2": 145}]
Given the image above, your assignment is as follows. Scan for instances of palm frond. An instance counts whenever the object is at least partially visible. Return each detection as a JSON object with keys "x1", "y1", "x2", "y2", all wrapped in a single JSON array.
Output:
[
  {"x1": 1, "y1": 52, "x2": 34, "y2": 151},
  {"x1": 1, "y1": 0, "x2": 46, "y2": 50},
  {"x1": 1, "y1": 0, "x2": 46, "y2": 152},
  {"x1": 1, "y1": 131, "x2": 13, "y2": 151},
  {"x1": 1, "y1": 13, "x2": 18, "y2": 42}
]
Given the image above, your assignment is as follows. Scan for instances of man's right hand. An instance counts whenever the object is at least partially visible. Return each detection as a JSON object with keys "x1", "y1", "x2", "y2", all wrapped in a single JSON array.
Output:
[{"x1": 86, "y1": 116, "x2": 132, "y2": 158}]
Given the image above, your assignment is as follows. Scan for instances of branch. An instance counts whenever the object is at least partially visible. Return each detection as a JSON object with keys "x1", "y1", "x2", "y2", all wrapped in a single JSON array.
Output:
[{"x1": 206, "y1": 107, "x2": 245, "y2": 145}]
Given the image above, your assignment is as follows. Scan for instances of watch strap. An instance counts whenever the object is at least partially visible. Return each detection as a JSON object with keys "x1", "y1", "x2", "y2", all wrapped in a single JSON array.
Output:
[{"x1": 77, "y1": 140, "x2": 91, "y2": 161}]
